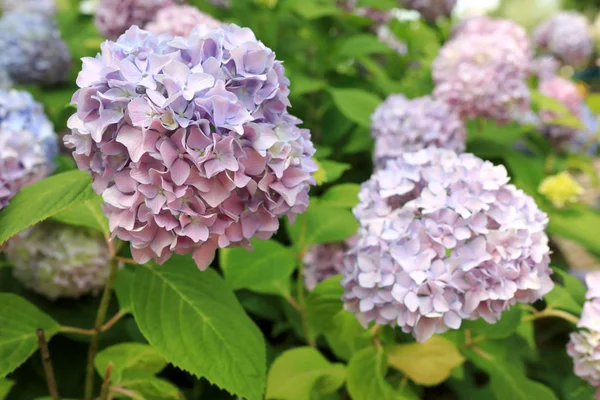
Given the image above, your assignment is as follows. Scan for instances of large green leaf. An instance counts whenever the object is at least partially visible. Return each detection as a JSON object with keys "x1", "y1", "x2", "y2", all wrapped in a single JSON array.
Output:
[
  {"x1": 114, "y1": 267, "x2": 135, "y2": 313},
  {"x1": 0, "y1": 379, "x2": 14, "y2": 400},
  {"x1": 329, "y1": 88, "x2": 381, "y2": 128},
  {"x1": 461, "y1": 307, "x2": 522, "y2": 339},
  {"x1": 544, "y1": 285, "x2": 582, "y2": 314},
  {"x1": 52, "y1": 196, "x2": 109, "y2": 234},
  {"x1": 266, "y1": 347, "x2": 345, "y2": 400},
  {"x1": 94, "y1": 343, "x2": 167, "y2": 383},
  {"x1": 336, "y1": 34, "x2": 391, "y2": 59},
  {"x1": 0, "y1": 171, "x2": 95, "y2": 245},
  {"x1": 131, "y1": 256, "x2": 266, "y2": 400},
  {"x1": 324, "y1": 311, "x2": 372, "y2": 361},
  {"x1": 0, "y1": 294, "x2": 61, "y2": 378},
  {"x1": 306, "y1": 275, "x2": 344, "y2": 335},
  {"x1": 320, "y1": 184, "x2": 361, "y2": 209},
  {"x1": 117, "y1": 373, "x2": 183, "y2": 400},
  {"x1": 221, "y1": 239, "x2": 296, "y2": 297},
  {"x1": 347, "y1": 347, "x2": 412, "y2": 400},
  {"x1": 547, "y1": 206, "x2": 600, "y2": 256}
]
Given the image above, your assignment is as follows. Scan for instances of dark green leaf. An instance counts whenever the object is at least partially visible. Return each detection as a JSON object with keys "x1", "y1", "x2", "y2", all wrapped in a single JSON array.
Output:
[
  {"x1": 329, "y1": 88, "x2": 381, "y2": 128},
  {"x1": 461, "y1": 307, "x2": 522, "y2": 339},
  {"x1": 306, "y1": 275, "x2": 344, "y2": 335}
]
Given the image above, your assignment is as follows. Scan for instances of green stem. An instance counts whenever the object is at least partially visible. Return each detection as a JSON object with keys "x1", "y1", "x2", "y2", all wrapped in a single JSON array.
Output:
[
  {"x1": 84, "y1": 258, "x2": 119, "y2": 400},
  {"x1": 297, "y1": 257, "x2": 315, "y2": 348},
  {"x1": 523, "y1": 307, "x2": 579, "y2": 325}
]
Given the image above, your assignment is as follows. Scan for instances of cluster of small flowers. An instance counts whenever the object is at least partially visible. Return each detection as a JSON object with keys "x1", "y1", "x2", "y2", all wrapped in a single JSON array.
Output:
[
  {"x1": 370, "y1": 95, "x2": 465, "y2": 168},
  {"x1": 65, "y1": 25, "x2": 316, "y2": 269},
  {"x1": 432, "y1": 17, "x2": 531, "y2": 123},
  {"x1": 0, "y1": 89, "x2": 57, "y2": 209},
  {"x1": 94, "y1": 0, "x2": 175, "y2": 39},
  {"x1": 568, "y1": 272, "x2": 600, "y2": 399},
  {"x1": 529, "y1": 56, "x2": 561, "y2": 81},
  {"x1": 399, "y1": 0, "x2": 456, "y2": 22},
  {"x1": 0, "y1": 0, "x2": 56, "y2": 15},
  {"x1": 0, "y1": 69, "x2": 12, "y2": 90},
  {"x1": 303, "y1": 235, "x2": 358, "y2": 291},
  {"x1": 0, "y1": 12, "x2": 70, "y2": 85},
  {"x1": 5, "y1": 222, "x2": 113, "y2": 300},
  {"x1": 342, "y1": 148, "x2": 553, "y2": 342},
  {"x1": 533, "y1": 11, "x2": 593, "y2": 68},
  {"x1": 145, "y1": 4, "x2": 221, "y2": 37}
]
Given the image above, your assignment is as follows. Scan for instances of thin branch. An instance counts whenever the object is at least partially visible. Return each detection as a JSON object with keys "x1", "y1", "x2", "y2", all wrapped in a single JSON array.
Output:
[
  {"x1": 523, "y1": 307, "x2": 579, "y2": 325},
  {"x1": 114, "y1": 256, "x2": 137, "y2": 265},
  {"x1": 284, "y1": 295, "x2": 301, "y2": 311},
  {"x1": 99, "y1": 362, "x2": 113, "y2": 400},
  {"x1": 59, "y1": 326, "x2": 95, "y2": 336},
  {"x1": 84, "y1": 258, "x2": 120, "y2": 400},
  {"x1": 101, "y1": 310, "x2": 128, "y2": 332},
  {"x1": 37, "y1": 329, "x2": 60, "y2": 400},
  {"x1": 296, "y1": 259, "x2": 315, "y2": 348},
  {"x1": 111, "y1": 386, "x2": 142, "y2": 399}
]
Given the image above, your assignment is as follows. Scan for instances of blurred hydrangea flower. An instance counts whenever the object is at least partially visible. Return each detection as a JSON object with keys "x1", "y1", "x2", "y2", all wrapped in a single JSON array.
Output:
[
  {"x1": 94, "y1": 0, "x2": 175, "y2": 39},
  {"x1": 399, "y1": 0, "x2": 456, "y2": 22},
  {"x1": 529, "y1": 55, "x2": 561, "y2": 80},
  {"x1": 303, "y1": 235, "x2": 358, "y2": 291},
  {"x1": 370, "y1": 95, "x2": 466, "y2": 168},
  {"x1": 145, "y1": 5, "x2": 221, "y2": 37},
  {"x1": 5, "y1": 222, "x2": 112, "y2": 300},
  {"x1": 0, "y1": 89, "x2": 57, "y2": 209},
  {"x1": 1, "y1": 0, "x2": 55, "y2": 15},
  {"x1": 0, "y1": 69, "x2": 12, "y2": 90},
  {"x1": 80, "y1": 0, "x2": 99, "y2": 15},
  {"x1": 342, "y1": 148, "x2": 553, "y2": 342},
  {"x1": 568, "y1": 272, "x2": 600, "y2": 399},
  {"x1": 533, "y1": 11, "x2": 593, "y2": 68},
  {"x1": 538, "y1": 171, "x2": 584, "y2": 208},
  {"x1": 432, "y1": 34, "x2": 530, "y2": 123},
  {"x1": 64, "y1": 25, "x2": 317, "y2": 270},
  {"x1": 0, "y1": 12, "x2": 71, "y2": 85}
]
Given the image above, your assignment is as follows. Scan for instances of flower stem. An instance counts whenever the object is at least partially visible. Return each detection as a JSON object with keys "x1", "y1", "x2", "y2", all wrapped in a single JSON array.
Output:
[
  {"x1": 523, "y1": 307, "x2": 579, "y2": 325},
  {"x1": 37, "y1": 329, "x2": 60, "y2": 400},
  {"x1": 99, "y1": 362, "x2": 113, "y2": 400},
  {"x1": 296, "y1": 258, "x2": 315, "y2": 347},
  {"x1": 114, "y1": 256, "x2": 136, "y2": 265},
  {"x1": 101, "y1": 310, "x2": 127, "y2": 333},
  {"x1": 84, "y1": 258, "x2": 119, "y2": 400},
  {"x1": 59, "y1": 326, "x2": 95, "y2": 336}
]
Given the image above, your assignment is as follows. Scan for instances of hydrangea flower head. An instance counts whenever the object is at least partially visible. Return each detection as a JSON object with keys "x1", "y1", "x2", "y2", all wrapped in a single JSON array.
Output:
[
  {"x1": 0, "y1": 89, "x2": 57, "y2": 209},
  {"x1": 145, "y1": 5, "x2": 221, "y2": 37},
  {"x1": 0, "y1": 69, "x2": 12, "y2": 90},
  {"x1": 432, "y1": 34, "x2": 530, "y2": 123},
  {"x1": 94, "y1": 0, "x2": 175, "y2": 39},
  {"x1": 399, "y1": 0, "x2": 456, "y2": 22},
  {"x1": 5, "y1": 222, "x2": 113, "y2": 300},
  {"x1": 342, "y1": 148, "x2": 553, "y2": 342},
  {"x1": 568, "y1": 272, "x2": 600, "y2": 399},
  {"x1": 0, "y1": 12, "x2": 71, "y2": 85},
  {"x1": 304, "y1": 235, "x2": 358, "y2": 291},
  {"x1": 529, "y1": 56, "x2": 561, "y2": 80},
  {"x1": 1, "y1": 0, "x2": 56, "y2": 15},
  {"x1": 64, "y1": 25, "x2": 317, "y2": 270},
  {"x1": 533, "y1": 11, "x2": 593, "y2": 68},
  {"x1": 370, "y1": 95, "x2": 465, "y2": 168},
  {"x1": 538, "y1": 171, "x2": 583, "y2": 208}
]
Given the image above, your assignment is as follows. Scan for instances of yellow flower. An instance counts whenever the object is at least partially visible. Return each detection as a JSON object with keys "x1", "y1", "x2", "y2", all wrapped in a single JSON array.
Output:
[{"x1": 538, "y1": 171, "x2": 584, "y2": 208}]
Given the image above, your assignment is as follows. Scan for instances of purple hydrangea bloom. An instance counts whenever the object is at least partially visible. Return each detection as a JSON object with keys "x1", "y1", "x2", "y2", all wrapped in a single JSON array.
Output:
[
  {"x1": 0, "y1": 89, "x2": 57, "y2": 209},
  {"x1": 0, "y1": 69, "x2": 12, "y2": 90},
  {"x1": 453, "y1": 16, "x2": 532, "y2": 60},
  {"x1": 399, "y1": 0, "x2": 456, "y2": 22},
  {"x1": 568, "y1": 272, "x2": 600, "y2": 399},
  {"x1": 342, "y1": 148, "x2": 553, "y2": 342},
  {"x1": 94, "y1": 0, "x2": 175, "y2": 39},
  {"x1": 529, "y1": 55, "x2": 561, "y2": 80},
  {"x1": 64, "y1": 25, "x2": 317, "y2": 270},
  {"x1": 5, "y1": 222, "x2": 113, "y2": 300},
  {"x1": 533, "y1": 11, "x2": 593, "y2": 68},
  {"x1": 0, "y1": 12, "x2": 71, "y2": 85},
  {"x1": 145, "y1": 5, "x2": 221, "y2": 37},
  {"x1": 370, "y1": 95, "x2": 466, "y2": 168},
  {"x1": 1, "y1": 0, "x2": 56, "y2": 15},
  {"x1": 304, "y1": 235, "x2": 358, "y2": 291},
  {"x1": 432, "y1": 34, "x2": 530, "y2": 123}
]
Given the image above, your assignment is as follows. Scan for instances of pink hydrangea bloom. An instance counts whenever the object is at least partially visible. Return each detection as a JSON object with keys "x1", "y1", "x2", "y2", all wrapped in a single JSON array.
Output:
[
  {"x1": 94, "y1": 0, "x2": 175, "y2": 39},
  {"x1": 303, "y1": 235, "x2": 358, "y2": 291},
  {"x1": 64, "y1": 25, "x2": 317, "y2": 270},
  {"x1": 342, "y1": 148, "x2": 553, "y2": 342},
  {"x1": 145, "y1": 5, "x2": 221, "y2": 37},
  {"x1": 400, "y1": 0, "x2": 456, "y2": 22},
  {"x1": 370, "y1": 95, "x2": 465, "y2": 168}
]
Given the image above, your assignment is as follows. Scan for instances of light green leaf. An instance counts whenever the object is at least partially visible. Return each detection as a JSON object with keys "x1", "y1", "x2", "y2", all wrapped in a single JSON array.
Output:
[
  {"x1": 266, "y1": 347, "x2": 346, "y2": 400},
  {"x1": 461, "y1": 307, "x2": 522, "y2": 339},
  {"x1": 336, "y1": 34, "x2": 391, "y2": 59},
  {"x1": 288, "y1": 0, "x2": 340, "y2": 19},
  {"x1": 324, "y1": 311, "x2": 372, "y2": 361},
  {"x1": 386, "y1": 336, "x2": 465, "y2": 386},
  {"x1": 221, "y1": 239, "x2": 296, "y2": 297},
  {"x1": 0, "y1": 294, "x2": 61, "y2": 378},
  {"x1": 291, "y1": 75, "x2": 327, "y2": 97},
  {"x1": 585, "y1": 93, "x2": 600, "y2": 115},
  {"x1": 95, "y1": 343, "x2": 167, "y2": 383},
  {"x1": 329, "y1": 88, "x2": 381, "y2": 128},
  {"x1": 544, "y1": 285, "x2": 582, "y2": 314},
  {"x1": 319, "y1": 160, "x2": 351, "y2": 184},
  {"x1": 306, "y1": 275, "x2": 344, "y2": 335},
  {"x1": 117, "y1": 373, "x2": 183, "y2": 400},
  {"x1": 131, "y1": 256, "x2": 266, "y2": 400},
  {"x1": 531, "y1": 90, "x2": 571, "y2": 115},
  {"x1": 553, "y1": 268, "x2": 587, "y2": 304},
  {"x1": 0, "y1": 171, "x2": 95, "y2": 245},
  {"x1": 0, "y1": 379, "x2": 14, "y2": 399},
  {"x1": 286, "y1": 204, "x2": 359, "y2": 251},
  {"x1": 547, "y1": 206, "x2": 600, "y2": 256},
  {"x1": 52, "y1": 196, "x2": 109, "y2": 234},
  {"x1": 320, "y1": 184, "x2": 361, "y2": 208},
  {"x1": 347, "y1": 347, "x2": 412, "y2": 400},
  {"x1": 114, "y1": 267, "x2": 135, "y2": 312}
]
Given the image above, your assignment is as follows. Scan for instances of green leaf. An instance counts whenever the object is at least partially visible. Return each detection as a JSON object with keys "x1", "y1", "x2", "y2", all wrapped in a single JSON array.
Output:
[
  {"x1": 291, "y1": 75, "x2": 327, "y2": 97},
  {"x1": 286, "y1": 204, "x2": 359, "y2": 251},
  {"x1": 0, "y1": 171, "x2": 95, "y2": 245},
  {"x1": 131, "y1": 256, "x2": 266, "y2": 400},
  {"x1": 118, "y1": 373, "x2": 183, "y2": 400},
  {"x1": 0, "y1": 294, "x2": 61, "y2": 378},
  {"x1": 318, "y1": 160, "x2": 351, "y2": 184},
  {"x1": 336, "y1": 34, "x2": 391, "y2": 59},
  {"x1": 324, "y1": 311, "x2": 372, "y2": 361},
  {"x1": 114, "y1": 267, "x2": 135, "y2": 313},
  {"x1": 51, "y1": 196, "x2": 109, "y2": 234},
  {"x1": 585, "y1": 93, "x2": 600, "y2": 115},
  {"x1": 544, "y1": 285, "x2": 582, "y2": 314},
  {"x1": 547, "y1": 206, "x2": 600, "y2": 255},
  {"x1": 347, "y1": 347, "x2": 412, "y2": 400},
  {"x1": 531, "y1": 90, "x2": 571, "y2": 115},
  {"x1": 329, "y1": 88, "x2": 381, "y2": 128},
  {"x1": 461, "y1": 307, "x2": 522, "y2": 339},
  {"x1": 0, "y1": 379, "x2": 14, "y2": 400},
  {"x1": 553, "y1": 268, "x2": 587, "y2": 304},
  {"x1": 320, "y1": 184, "x2": 361, "y2": 208},
  {"x1": 288, "y1": 0, "x2": 340, "y2": 19},
  {"x1": 221, "y1": 239, "x2": 296, "y2": 297},
  {"x1": 386, "y1": 336, "x2": 465, "y2": 386},
  {"x1": 95, "y1": 343, "x2": 167, "y2": 383},
  {"x1": 306, "y1": 275, "x2": 344, "y2": 335},
  {"x1": 266, "y1": 347, "x2": 345, "y2": 400}
]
